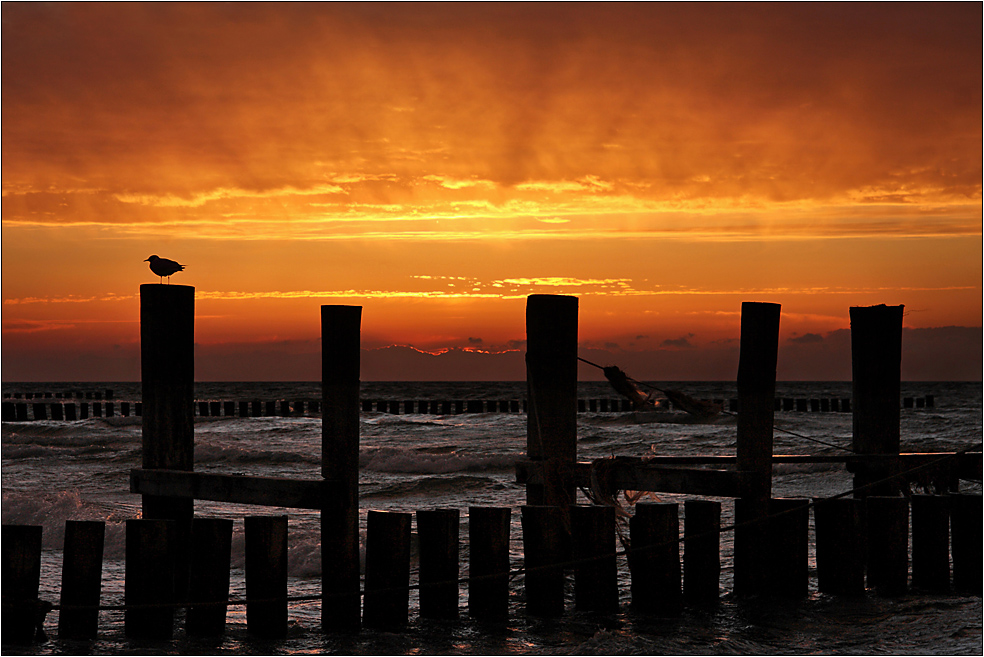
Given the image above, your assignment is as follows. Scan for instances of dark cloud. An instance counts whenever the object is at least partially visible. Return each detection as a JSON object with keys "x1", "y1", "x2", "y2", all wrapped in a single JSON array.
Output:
[
  {"x1": 660, "y1": 336, "x2": 695, "y2": 349},
  {"x1": 789, "y1": 333, "x2": 824, "y2": 344},
  {"x1": 468, "y1": 336, "x2": 483, "y2": 344}
]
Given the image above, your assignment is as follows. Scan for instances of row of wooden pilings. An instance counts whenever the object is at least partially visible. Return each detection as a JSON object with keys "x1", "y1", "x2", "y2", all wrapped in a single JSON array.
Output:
[
  {"x1": 3, "y1": 491, "x2": 981, "y2": 643},
  {"x1": 4, "y1": 390, "x2": 115, "y2": 399},
  {"x1": 1, "y1": 396, "x2": 939, "y2": 422}
]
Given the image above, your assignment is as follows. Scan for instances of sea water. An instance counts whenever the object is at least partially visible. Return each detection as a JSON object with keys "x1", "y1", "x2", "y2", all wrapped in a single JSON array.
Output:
[{"x1": 2, "y1": 381, "x2": 981, "y2": 655}]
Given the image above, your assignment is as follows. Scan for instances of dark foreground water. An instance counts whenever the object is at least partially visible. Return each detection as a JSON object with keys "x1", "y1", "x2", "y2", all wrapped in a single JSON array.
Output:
[{"x1": 2, "y1": 381, "x2": 981, "y2": 655}]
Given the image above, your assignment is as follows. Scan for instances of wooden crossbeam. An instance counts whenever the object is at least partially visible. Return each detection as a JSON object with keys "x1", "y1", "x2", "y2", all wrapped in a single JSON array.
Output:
[{"x1": 130, "y1": 469, "x2": 331, "y2": 510}]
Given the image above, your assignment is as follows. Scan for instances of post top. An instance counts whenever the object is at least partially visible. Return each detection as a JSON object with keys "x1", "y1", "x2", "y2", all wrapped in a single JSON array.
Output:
[{"x1": 140, "y1": 283, "x2": 195, "y2": 292}]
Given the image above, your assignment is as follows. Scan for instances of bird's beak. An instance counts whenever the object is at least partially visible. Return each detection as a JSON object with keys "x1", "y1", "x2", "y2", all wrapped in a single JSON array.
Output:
[{"x1": 143, "y1": 258, "x2": 150, "y2": 262}]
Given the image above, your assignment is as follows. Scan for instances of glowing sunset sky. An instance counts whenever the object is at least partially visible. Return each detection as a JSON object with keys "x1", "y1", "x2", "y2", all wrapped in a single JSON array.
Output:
[{"x1": 2, "y1": 3, "x2": 981, "y2": 381}]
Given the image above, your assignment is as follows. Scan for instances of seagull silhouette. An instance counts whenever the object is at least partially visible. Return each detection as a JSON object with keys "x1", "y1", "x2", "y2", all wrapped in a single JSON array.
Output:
[{"x1": 144, "y1": 255, "x2": 185, "y2": 284}]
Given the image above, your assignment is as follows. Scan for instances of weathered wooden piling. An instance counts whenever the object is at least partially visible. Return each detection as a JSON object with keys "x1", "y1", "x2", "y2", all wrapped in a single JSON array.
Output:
[
  {"x1": 239, "y1": 401, "x2": 250, "y2": 417},
  {"x1": 767, "y1": 498, "x2": 809, "y2": 597},
  {"x1": 910, "y1": 494, "x2": 949, "y2": 592},
  {"x1": 417, "y1": 509, "x2": 460, "y2": 619},
  {"x1": 363, "y1": 510, "x2": 412, "y2": 629},
  {"x1": 224, "y1": 401, "x2": 235, "y2": 417},
  {"x1": 468, "y1": 506, "x2": 511, "y2": 619},
  {"x1": 321, "y1": 304, "x2": 363, "y2": 631},
  {"x1": 521, "y1": 505, "x2": 567, "y2": 617},
  {"x1": 79, "y1": 402, "x2": 89, "y2": 419},
  {"x1": 245, "y1": 515, "x2": 288, "y2": 638},
  {"x1": 850, "y1": 305, "x2": 904, "y2": 496},
  {"x1": 683, "y1": 500, "x2": 720, "y2": 604},
  {"x1": 198, "y1": 401, "x2": 209, "y2": 417},
  {"x1": 865, "y1": 496, "x2": 909, "y2": 595},
  {"x1": 813, "y1": 498, "x2": 864, "y2": 595},
  {"x1": 949, "y1": 493, "x2": 982, "y2": 595},
  {"x1": 33, "y1": 402, "x2": 47, "y2": 420},
  {"x1": 571, "y1": 504, "x2": 619, "y2": 613},
  {"x1": 50, "y1": 403, "x2": 64, "y2": 420},
  {"x1": 58, "y1": 521, "x2": 105, "y2": 640},
  {"x1": 734, "y1": 301, "x2": 780, "y2": 595},
  {"x1": 125, "y1": 519, "x2": 174, "y2": 638},
  {"x1": 2, "y1": 524, "x2": 43, "y2": 644},
  {"x1": 266, "y1": 400, "x2": 276, "y2": 416},
  {"x1": 140, "y1": 284, "x2": 195, "y2": 597},
  {"x1": 629, "y1": 502, "x2": 681, "y2": 614},
  {"x1": 251, "y1": 400, "x2": 262, "y2": 417},
  {"x1": 525, "y1": 295, "x2": 578, "y2": 509},
  {"x1": 187, "y1": 518, "x2": 233, "y2": 636}
]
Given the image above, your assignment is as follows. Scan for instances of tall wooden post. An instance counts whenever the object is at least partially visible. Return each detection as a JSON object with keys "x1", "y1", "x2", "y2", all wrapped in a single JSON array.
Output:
[
  {"x1": 59, "y1": 521, "x2": 105, "y2": 639},
  {"x1": 140, "y1": 284, "x2": 195, "y2": 598},
  {"x1": 525, "y1": 295, "x2": 578, "y2": 509},
  {"x1": 321, "y1": 305, "x2": 362, "y2": 630},
  {"x1": 850, "y1": 304, "x2": 904, "y2": 496},
  {"x1": 734, "y1": 301, "x2": 780, "y2": 595},
  {"x1": 2, "y1": 525, "x2": 43, "y2": 644}
]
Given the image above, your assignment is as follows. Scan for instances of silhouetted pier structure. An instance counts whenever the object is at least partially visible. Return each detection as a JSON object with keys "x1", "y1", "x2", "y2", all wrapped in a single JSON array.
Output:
[{"x1": 2, "y1": 286, "x2": 980, "y2": 643}]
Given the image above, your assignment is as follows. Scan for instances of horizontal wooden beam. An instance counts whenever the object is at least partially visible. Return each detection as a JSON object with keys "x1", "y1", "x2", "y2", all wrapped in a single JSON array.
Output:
[{"x1": 130, "y1": 469, "x2": 333, "y2": 510}]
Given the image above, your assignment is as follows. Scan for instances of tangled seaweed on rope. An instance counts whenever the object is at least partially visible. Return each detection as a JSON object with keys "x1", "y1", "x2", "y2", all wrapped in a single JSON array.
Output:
[{"x1": 580, "y1": 455, "x2": 663, "y2": 551}]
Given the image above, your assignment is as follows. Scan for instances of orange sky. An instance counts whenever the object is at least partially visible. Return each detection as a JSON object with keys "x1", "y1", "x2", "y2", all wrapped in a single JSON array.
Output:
[{"x1": 2, "y1": 3, "x2": 981, "y2": 381}]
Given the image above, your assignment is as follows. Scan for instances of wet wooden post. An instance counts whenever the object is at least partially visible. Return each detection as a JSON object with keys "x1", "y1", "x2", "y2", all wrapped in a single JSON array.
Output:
[
  {"x1": 525, "y1": 295, "x2": 578, "y2": 511},
  {"x1": 321, "y1": 304, "x2": 362, "y2": 630},
  {"x1": 363, "y1": 510, "x2": 412, "y2": 629},
  {"x1": 417, "y1": 509, "x2": 460, "y2": 620},
  {"x1": 245, "y1": 515, "x2": 288, "y2": 638},
  {"x1": 767, "y1": 498, "x2": 809, "y2": 596},
  {"x1": 910, "y1": 494, "x2": 949, "y2": 592},
  {"x1": 734, "y1": 301, "x2": 780, "y2": 595},
  {"x1": 140, "y1": 283, "x2": 195, "y2": 599},
  {"x1": 813, "y1": 498, "x2": 864, "y2": 595},
  {"x1": 58, "y1": 521, "x2": 105, "y2": 640},
  {"x1": 629, "y1": 502, "x2": 681, "y2": 614},
  {"x1": 2, "y1": 525, "x2": 43, "y2": 644},
  {"x1": 684, "y1": 500, "x2": 720, "y2": 604},
  {"x1": 125, "y1": 519, "x2": 175, "y2": 638},
  {"x1": 187, "y1": 518, "x2": 233, "y2": 636},
  {"x1": 865, "y1": 496, "x2": 909, "y2": 595},
  {"x1": 468, "y1": 506, "x2": 511, "y2": 619},
  {"x1": 571, "y1": 504, "x2": 618, "y2": 613},
  {"x1": 850, "y1": 305, "x2": 904, "y2": 497},
  {"x1": 521, "y1": 505, "x2": 567, "y2": 617},
  {"x1": 949, "y1": 493, "x2": 982, "y2": 595}
]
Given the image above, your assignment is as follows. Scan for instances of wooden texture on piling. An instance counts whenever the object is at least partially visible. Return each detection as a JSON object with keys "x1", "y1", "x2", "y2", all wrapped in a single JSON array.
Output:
[
  {"x1": 124, "y1": 519, "x2": 174, "y2": 639},
  {"x1": 525, "y1": 295, "x2": 578, "y2": 509},
  {"x1": 910, "y1": 494, "x2": 949, "y2": 592},
  {"x1": 363, "y1": 511, "x2": 412, "y2": 629},
  {"x1": 245, "y1": 515, "x2": 288, "y2": 637},
  {"x1": 521, "y1": 505, "x2": 567, "y2": 617},
  {"x1": 850, "y1": 305, "x2": 904, "y2": 496},
  {"x1": 468, "y1": 506, "x2": 511, "y2": 619},
  {"x1": 767, "y1": 498, "x2": 809, "y2": 597},
  {"x1": 321, "y1": 304, "x2": 363, "y2": 630},
  {"x1": 949, "y1": 493, "x2": 982, "y2": 595},
  {"x1": 629, "y1": 502, "x2": 681, "y2": 614},
  {"x1": 139, "y1": 284, "x2": 194, "y2": 599},
  {"x1": 417, "y1": 509, "x2": 460, "y2": 619},
  {"x1": 187, "y1": 518, "x2": 233, "y2": 636},
  {"x1": 865, "y1": 496, "x2": 909, "y2": 595},
  {"x1": 813, "y1": 498, "x2": 864, "y2": 595},
  {"x1": 683, "y1": 500, "x2": 720, "y2": 604},
  {"x1": 59, "y1": 521, "x2": 105, "y2": 640},
  {"x1": 571, "y1": 504, "x2": 619, "y2": 613},
  {"x1": 2, "y1": 524, "x2": 43, "y2": 644}
]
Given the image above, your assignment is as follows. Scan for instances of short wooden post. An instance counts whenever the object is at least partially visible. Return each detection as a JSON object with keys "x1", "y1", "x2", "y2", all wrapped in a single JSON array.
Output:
[
  {"x1": 850, "y1": 305, "x2": 904, "y2": 496},
  {"x1": 187, "y1": 518, "x2": 233, "y2": 636},
  {"x1": 571, "y1": 504, "x2": 618, "y2": 613},
  {"x1": 239, "y1": 401, "x2": 249, "y2": 417},
  {"x1": 58, "y1": 521, "x2": 105, "y2": 640},
  {"x1": 813, "y1": 498, "x2": 864, "y2": 595},
  {"x1": 949, "y1": 493, "x2": 982, "y2": 595},
  {"x1": 140, "y1": 284, "x2": 195, "y2": 599},
  {"x1": 525, "y1": 295, "x2": 578, "y2": 510},
  {"x1": 468, "y1": 506, "x2": 511, "y2": 619},
  {"x1": 910, "y1": 494, "x2": 949, "y2": 592},
  {"x1": 363, "y1": 511, "x2": 412, "y2": 629},
  {"x1": 251, "y1": 400, "x2": 261, "y2": 417},
  {"x1": 125, "y1": 519, "x2": 174, "y2": 638},
  {"x1": 50, "y1": 403, "x2": 64, "y2": 420},
  {"x1": 417, "y1": 509, "x2": 460, "y2": 619},
  {"x1": 629, "y1": 502, "x2": 681, "y2": 614},
  {"x1": 865, "y1": 496, "x2": 909, "y2": 595},
  {"x1": 223, "y1": 401, "x2": 235, "y2": 417},
  {"x1": 245, "y1": 515, "x2": 288, "y2": 638},
  {"x1": 684, "y1": 500, "x2": 720, "y2": 604},
  {"x1": 120, "y1": 401, "x2": 130, "y2": 417},
  {"x1": 767, "y1": 498, "x2": 809, "y2": 597},
  {"x1": 32, "y1": 402, "x2": 47, "y2": 420},
  {"x1": 521, "y1": 505, "x2": 567, "y2": 617},
  {"x1": 265, "y1": 401, "x2": 276, "y2": 416},
  {"x1": 734, "y1": 302, "x2": 780, "y2": 596},
  {"x1": 321, "y1": 304, "x2": 362, "y2": 631},
  {"x1": 2, "y1": 525, "x2": 43, "y2": 644}
]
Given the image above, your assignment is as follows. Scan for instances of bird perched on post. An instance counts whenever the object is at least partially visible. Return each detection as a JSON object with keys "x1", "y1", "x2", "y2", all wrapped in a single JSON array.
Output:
[{"x1": 144, "y1": 255, "x2": 185, "y2": 283}]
